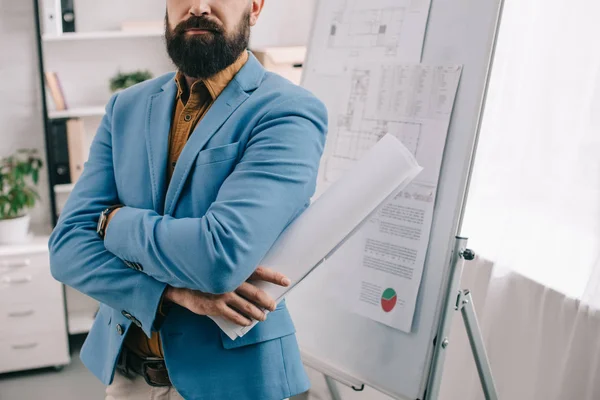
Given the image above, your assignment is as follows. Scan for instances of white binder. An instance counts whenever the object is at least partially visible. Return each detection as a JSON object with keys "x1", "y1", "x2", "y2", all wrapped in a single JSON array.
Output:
[{"x1": 42, "y1": 0, "x2": 62, "y2": 36}]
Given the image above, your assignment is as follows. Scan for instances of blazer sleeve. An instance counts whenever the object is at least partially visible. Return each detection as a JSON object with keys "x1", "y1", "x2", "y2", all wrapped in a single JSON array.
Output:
[
  {"x1": 48, "y1": 94, "x2": 167, "y2": 338},
  {"x1": 104, "y1": 95, "x2": 328, "y2": 294}
]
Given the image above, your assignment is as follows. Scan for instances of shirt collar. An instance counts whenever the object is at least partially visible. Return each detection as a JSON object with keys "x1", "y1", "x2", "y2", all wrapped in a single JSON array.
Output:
[{"x1": 174, "y1": 51, "x2": 249, "y2": 101}]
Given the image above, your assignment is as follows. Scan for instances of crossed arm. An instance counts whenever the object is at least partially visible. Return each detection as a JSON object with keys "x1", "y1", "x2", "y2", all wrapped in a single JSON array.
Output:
[{"x1": 48, "y1": 92, "x2": 327, "y2": 334}]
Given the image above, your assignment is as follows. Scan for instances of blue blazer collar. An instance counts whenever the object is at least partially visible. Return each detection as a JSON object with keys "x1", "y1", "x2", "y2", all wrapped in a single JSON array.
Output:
[{"x1": 146, "y1": 51, "x2": 265, "y2": 214}]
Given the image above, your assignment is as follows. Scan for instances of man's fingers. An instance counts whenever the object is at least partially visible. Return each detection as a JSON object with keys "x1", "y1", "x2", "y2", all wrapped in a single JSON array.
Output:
[
  {"x1": 227, "y1": 293, "x2": 267, "y2": 321},
  {"x1": 236, "y1": 282, "x2": 276, "y2": 312},
  {"x1": 250, "y1": 266, "x2": 291, "y2": 287},
  {"x1": 219, "y1": 304, "x2": 252, "y2": 327}
]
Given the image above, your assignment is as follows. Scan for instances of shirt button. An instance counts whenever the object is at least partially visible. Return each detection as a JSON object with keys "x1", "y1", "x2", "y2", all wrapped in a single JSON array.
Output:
[
  {"x1": 116, "y1": 324, "x2": 124, "y2": 335},
  {"x1": 184, "y1": 114, "x2": 192, "y2": 122}
]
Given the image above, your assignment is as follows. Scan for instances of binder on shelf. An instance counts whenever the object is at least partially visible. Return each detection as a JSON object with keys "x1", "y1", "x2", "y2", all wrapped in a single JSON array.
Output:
[
  {"x1": 61, "y1": 0, "x2": 76, "y2": 33},
  {"x1": 48, "y1": 120, "x2": 71, "y2": 185},
  {"x1": 44, "y1": 72, "x2": 68, "y2": 111},
  {"x1": 42, "y1": 0, "x2": 62, "y2": 36},
  {"x1": 66, "y1": 119, "x2": 86, "y2": 183}
]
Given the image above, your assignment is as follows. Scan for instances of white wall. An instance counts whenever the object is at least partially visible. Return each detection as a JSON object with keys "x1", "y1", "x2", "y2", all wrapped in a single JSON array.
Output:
[
  {"x1": 72, "y1": 0, "x2": 165, "y2": 32},
  {"x1": 0, "y1": 0, "x2": 51, "y2": 227},
  {"x1": 250, "y1": 0, "x2": 317, "y2": 48}
]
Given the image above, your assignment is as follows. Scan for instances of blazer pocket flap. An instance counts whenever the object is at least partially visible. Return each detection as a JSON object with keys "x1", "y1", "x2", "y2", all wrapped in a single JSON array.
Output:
[
  {"x1": 219, "y1": 306, "x2": 296, "y2": 350},
  {"x1": 196, "y1": 142, "x2": 241, "y2": 165}
]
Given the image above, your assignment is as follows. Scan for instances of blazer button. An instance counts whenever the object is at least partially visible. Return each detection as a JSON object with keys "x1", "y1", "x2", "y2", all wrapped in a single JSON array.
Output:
[
  {"x1": 116, "y1": 324, "x2": 124, "y2": 335},
  {"x1": 132, "y1": 317, "x2": 142, "y2": 329}
]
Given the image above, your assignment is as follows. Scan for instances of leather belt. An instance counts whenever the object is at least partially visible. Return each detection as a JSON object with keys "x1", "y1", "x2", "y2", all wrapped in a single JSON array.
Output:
[{"x1": 116, "y1": 346, "x2": 172, "y2": 387}]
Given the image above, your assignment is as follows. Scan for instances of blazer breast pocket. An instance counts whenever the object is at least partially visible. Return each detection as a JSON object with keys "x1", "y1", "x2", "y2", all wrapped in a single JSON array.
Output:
[
  {"x1": 188, "y1": 142, "x2": 242, "y2": 212},
  {"x1": 196, "y1": 142, "x2": 241, "y2": 166}
]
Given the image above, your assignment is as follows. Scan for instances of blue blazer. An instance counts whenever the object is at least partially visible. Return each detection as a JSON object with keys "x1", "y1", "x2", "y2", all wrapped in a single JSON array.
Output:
[{"x1": 48, "y1": 52, "x2": 327, "y2": 400}]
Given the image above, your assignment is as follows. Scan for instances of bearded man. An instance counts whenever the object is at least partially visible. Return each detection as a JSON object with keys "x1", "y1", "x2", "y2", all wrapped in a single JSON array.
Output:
[{"x1": 49, "y1": 1, "x2": 328, "y2": 399}]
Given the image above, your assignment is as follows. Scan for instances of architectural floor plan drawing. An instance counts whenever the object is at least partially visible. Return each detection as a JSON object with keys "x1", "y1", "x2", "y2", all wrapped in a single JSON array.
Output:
[
  {"x1": 325, "y1": 69, "x2": 424, "y2": 183},
  {"x1": 305, "y1": 0, "x2": 432, "y2": 74},
  {"x1": 321, "y1": 65, "x2": 462, "y2": 187},
  {"x1": 328, "y1": 4, "x2": 407, "y2": 56}
]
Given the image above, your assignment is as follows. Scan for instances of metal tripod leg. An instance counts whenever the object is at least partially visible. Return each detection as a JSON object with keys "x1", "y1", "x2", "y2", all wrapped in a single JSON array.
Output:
[
  {"x1": 425, "y1": 242, "x2": 499, "y2": 399},
  {"x1": 325, "y1": 375, "x2": 343, "y2": 400},
  {"x1": 459, "y1": 290, "x2": 499, "y2": 400}
]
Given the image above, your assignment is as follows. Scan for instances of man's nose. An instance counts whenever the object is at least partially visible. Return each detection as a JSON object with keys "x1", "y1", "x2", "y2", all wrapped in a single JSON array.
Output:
[{"x1": 189, "y1": 0, "x2": 211, "y2": 16}]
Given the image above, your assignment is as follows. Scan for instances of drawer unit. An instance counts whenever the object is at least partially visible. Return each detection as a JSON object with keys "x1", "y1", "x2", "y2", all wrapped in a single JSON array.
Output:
[
  {"x1": 0, "y1": 301, "x2": 66, "y2": 336},
  {"x1": 0, "y1": 252, "x2": 62, "y2": 304},
  {"x1": 0, "y1": 332, "x2": 70, "y2": 374},
  {"x1": 0, "y1": 236, "x2": 70, "y2": 374}
]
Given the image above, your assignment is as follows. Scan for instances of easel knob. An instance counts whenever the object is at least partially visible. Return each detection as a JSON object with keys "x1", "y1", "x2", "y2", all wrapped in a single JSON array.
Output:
[{"x1": 461, "y1": 249, "x2": 475, "y2": 261}]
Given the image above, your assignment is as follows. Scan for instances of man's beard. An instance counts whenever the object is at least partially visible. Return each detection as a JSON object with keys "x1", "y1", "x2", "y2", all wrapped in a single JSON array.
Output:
[{"x1": 165, "y1": 12, "x2": 250, "y2": 79}]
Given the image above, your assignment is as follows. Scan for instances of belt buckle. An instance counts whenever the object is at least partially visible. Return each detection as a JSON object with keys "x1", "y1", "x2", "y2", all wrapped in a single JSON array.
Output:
[{"x1": 141, "y1": 357, "x2": 169, "y2": 388}]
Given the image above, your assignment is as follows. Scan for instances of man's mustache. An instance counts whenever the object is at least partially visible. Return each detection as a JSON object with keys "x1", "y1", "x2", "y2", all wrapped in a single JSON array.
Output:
[{"x1": 174, "y1": 16, "x2": 224, "y2": 35}]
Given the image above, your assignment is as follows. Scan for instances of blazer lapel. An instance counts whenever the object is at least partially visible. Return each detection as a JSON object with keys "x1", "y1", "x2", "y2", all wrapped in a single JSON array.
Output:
[
  {"x1": 145, "y1": 77, "x2": 177, "y2": 213},
  {"x1": 163, "y1": 53, "x2": 266, "y2": 215},
  {"x1": 163, "y1": 83, "x2": 248, "y2": 215}
]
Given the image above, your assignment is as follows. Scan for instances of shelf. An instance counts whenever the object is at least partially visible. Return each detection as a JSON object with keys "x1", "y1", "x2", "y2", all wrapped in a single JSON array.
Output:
[
  {"x1": 68, "y1": 310, "x2": 97, "y2": 335},
  {"x1": 54, "y1": 184, "x2": 75, "y2": 194},
  {"x1": 43, "y1": 30, "x2": 164, "y2": 42},
  {"x1": 48, "y1": 106, "x2": 105, "y2": 119}
]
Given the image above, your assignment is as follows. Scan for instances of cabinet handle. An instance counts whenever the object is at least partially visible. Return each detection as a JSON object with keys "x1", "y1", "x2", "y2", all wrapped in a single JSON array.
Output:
[
  {"x1": 1, "y1": 275, "x2": 32, "y2": 284},
  {"x1": 11, "y1": 343, "x2": 38, "y2": 350},
  {"x1": 1, "y1": 259, "x2": 31, "y2": 269},
  {"x1": 8, "y1": 309, "x2": 35, "y2": 318}
]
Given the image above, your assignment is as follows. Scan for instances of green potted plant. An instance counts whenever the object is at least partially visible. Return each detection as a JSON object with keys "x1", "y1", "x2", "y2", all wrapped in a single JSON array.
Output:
[
  {"x1": 0, "y1": 149, "x2": 43, "y2": 244},
  {"x1": 109, "y1": 70, "x2": 153, "y2": 93}
]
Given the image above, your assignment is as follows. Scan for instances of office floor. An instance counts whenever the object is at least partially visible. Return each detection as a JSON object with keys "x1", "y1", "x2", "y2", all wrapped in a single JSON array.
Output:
[
  {"x1": 0, "y1": 335, "x2": 105, "y2": 400},
  {"x1": 0, "y1": 335, "x2": 356, "y2": 400}
]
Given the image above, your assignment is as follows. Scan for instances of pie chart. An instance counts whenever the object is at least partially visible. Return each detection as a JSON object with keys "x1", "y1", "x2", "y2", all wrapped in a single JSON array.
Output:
[{"x1": 381, "y1": 288, "x2": 397, "y2": 313}]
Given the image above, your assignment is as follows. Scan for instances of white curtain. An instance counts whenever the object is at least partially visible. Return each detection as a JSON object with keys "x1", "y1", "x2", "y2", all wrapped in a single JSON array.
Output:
[
  {"x1": 439, "y1": 257, "x2": 600, "y2": 400},
  {"x1": 461, "y1": 0, "x2": 600, "y2": 303}
]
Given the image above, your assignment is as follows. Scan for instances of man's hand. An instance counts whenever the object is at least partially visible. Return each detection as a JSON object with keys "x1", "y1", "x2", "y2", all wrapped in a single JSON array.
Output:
[{"x1": 164, "y1": 267, "x2": 291, "y2": 326}]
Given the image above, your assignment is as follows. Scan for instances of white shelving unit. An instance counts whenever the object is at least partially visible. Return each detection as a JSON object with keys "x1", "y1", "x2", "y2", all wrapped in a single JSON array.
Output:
[
  {"x1": 43, "y1": 30, "x2": 163, "y2": 42},
  {"x1": 48, "y1": 106, "x2": 105, "y2": 119}
]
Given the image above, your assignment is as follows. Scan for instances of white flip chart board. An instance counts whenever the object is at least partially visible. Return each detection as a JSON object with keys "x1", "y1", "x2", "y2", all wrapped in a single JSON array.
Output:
[{"x1": 286, "y1": 0, "x2": 504, "y2": 398}]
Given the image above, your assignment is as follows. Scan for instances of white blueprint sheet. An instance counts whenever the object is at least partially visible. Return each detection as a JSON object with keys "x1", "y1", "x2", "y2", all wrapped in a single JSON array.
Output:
[{"x1": 306, "y1": 0, "x2": 432, "y2": 75}]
